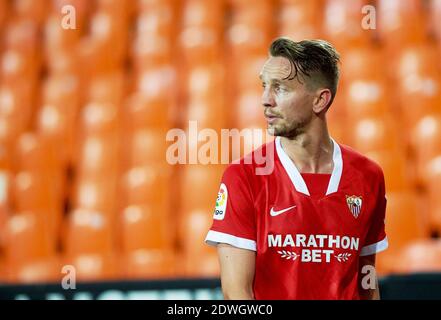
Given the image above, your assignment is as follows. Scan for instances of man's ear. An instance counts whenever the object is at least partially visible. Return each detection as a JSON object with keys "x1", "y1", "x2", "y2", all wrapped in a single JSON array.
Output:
[{"x1": 312, "y1": 89, "x2": 332, "y2": 114}]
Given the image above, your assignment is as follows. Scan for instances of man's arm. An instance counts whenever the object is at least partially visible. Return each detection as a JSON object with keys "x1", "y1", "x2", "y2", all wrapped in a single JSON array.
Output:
[
  {"x1": 217, "y1": 243, "x2": 256, "y2": 300},
  {"x1": 358, "y1": 254, "x2": 380, "y2": 300}
]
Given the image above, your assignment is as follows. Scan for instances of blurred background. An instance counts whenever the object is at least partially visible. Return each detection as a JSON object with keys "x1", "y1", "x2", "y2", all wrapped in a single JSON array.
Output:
[{"x1": 0, "y1": 0, "x2": 440, "y2": 299}]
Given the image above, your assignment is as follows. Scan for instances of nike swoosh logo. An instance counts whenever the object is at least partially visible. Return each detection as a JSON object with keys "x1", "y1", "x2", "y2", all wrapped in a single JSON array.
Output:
[{"x1": 270, "y1": 205, "x2": 297, "y2": 217}]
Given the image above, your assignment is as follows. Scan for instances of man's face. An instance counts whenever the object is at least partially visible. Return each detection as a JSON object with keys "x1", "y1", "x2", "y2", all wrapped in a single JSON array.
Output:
[{"x1": 260, "y1": 56, "x2": 315, "y2": 137}]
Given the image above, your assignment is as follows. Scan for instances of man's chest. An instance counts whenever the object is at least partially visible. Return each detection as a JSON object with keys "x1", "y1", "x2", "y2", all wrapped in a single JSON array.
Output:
[{"x1": 252, "y1": 175, "x2": 376, "y2": 258}]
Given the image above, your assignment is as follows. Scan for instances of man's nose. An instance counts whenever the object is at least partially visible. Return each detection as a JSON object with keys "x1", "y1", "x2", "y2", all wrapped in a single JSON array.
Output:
[{"x1": 262, "y1": 88, "x2": 276, "y2": 108}]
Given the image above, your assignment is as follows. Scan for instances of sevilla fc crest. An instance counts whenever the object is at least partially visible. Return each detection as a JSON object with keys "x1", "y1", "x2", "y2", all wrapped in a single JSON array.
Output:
[{"x1": 346, "y1": 195, "x2": 362, "y2": 218}]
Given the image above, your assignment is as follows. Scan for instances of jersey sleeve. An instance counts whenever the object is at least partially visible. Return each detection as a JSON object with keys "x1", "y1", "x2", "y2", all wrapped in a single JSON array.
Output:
[
  {"x1": 204, "y1": 164, "x2": 257, "y2": 251},
  {"x1": 360, "y1": 168, "x2": 388, "y2": 256}
]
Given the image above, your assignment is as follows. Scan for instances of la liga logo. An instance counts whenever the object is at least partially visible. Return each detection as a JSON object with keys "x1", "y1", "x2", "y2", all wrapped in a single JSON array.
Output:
[
  {"x1": 213, "y1": 183, "x2": 228, "y2": 220},
  {"x1": 216, "y1": 189, "x2": 226, "y2": 207}
]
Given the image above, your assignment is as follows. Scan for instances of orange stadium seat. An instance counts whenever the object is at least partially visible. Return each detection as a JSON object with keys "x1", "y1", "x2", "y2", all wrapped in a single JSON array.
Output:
[
  {"x1": 392, "y1": 45, "x2": 441, "y2": 127},
  {"x1": 120, "y1": 165, "x2": 171, "y2": 208},
  {"x1": 235, "y1": 55, "x2": 267, "y2": 93},
  {"x1": 184, "y1": 251, "x2": 220, "y2": 278},
  {"x1": 11, "y1": 172, "x2": 63, "y2": 233},
  {"x1": 399, "y1": 74, "x2": 441, "y2": 129},
  {"x1": 80, "y1": 102, "x2": 121, "y2": 136},
  {"x1": 40, "y1": 73, "x2": 80, "y2": 110},
  {"x1": 393, "y1": 240, "x2": 441, "y2": 273},
  {"x1": 63, "y1": 209, "x2": 114, "y2": 256},
  {"x1": 228, "y1": 0, "x2": 275, "y2": 59},
  {"x1": 186, "y1": 96, "x2": 227, "y2": 132},
  {"x1": 0, "y1": 144, "x2": 12, "y2": 176},
  {"x1": 37, "y1": 105, "x2": 75, "y2": 167},
  {"x1": 124, "y1": 93, "x2": 172, "y2": 130},
  {"x1": 365, "y1": 150, "x2": 411, "y2": 191},
  {"x1": 185, "y1": 65, "x2": 227, "y2": 129},
  {"x1": 377, "y1": 0, "x2": 427, "y2": 48},
  {"x1": 96, "y1": 0, "x2": 131, "y2": 15},
  {"x1": 62, "y1": 252, "x2": 120, "y2": 282},
  {"x1": 178, "y1": 209, "x2": 219, "y2": 276},
  {"x1": 0, "y1": 82, "x2": 34, "y2": 139},
  {"x1": 236, "y1": 90, "x2": 267, "y2": 129},
  {"x1": 120, "y1": 205, "x2": 171, "y2": 252},
  {"x1": 341, "y1": 46, "x2": 387, "y2": 82},
  {"x1": 6, "y1": 255, "x2": 61, "y2": 284},
  {"x1": 0, "y1": 117, "x2": 20, "y2": 155},
  {"x1": 180, "y1": 0, "x2": 225, "y2": 66},
  {"x1": 322, "y1": 0, "x2": 372, "y2": 48},
  {"x1": 37, "y1": 74, "x2": 80, "y2": 167},
  {"x1": 3, "y1": 18, "x2": 40, "y2": 52},
  {"x1": 377, "y1": 192, "x2": 427, "y2": 274},
  {"x1": 394, "y1": 44, "x2": 440, "y2": 78},
  {"x1": 4, "y1": 212, "x2": 55, "y2": 265},
  {"x1": 134, "y1": 64, "x2": 177, "y2": 100},
  {"x1": 1, "y1": 45, "x2": 40, "y2": 85},
  {"x1": 78, "y1": 10, "x2": 129, "y2": 76},
  {"x1": 71, "y1": 177, "x2": 118, "y2": 218},
  {"x1": 349, "y1": 116, "x2": 403, "y2": 154},
  {"x1": 44, "y1": 13, "x2": 81, "y2": 54},
  {"x1": 343, "y1": 79, "x2": 391, "y2": 121},
  {"x1": 50, "y1": 0, "x2": 90, "y2": 26},
  {"x1": 122, "y1": 249, "x2": 176, "y2": 279},
  {"x1": 44, "y1": 50, "x2": 81, "y2": 76},
  {"x1": 186, "y1": 64, "x2": 225, "y2": 100},
  {"x1": 86, "y1": 71, "x2": 126, "y2": 105},
  {"x1": 430, "y1": 0, "x2": 441, "y2": 41},
  {"x1": 410, "y1": 114, "x2": 441, "y2": 182},
  {"x1": 277, "y1": 0, "x2": 322, "y2": 40},
  {"x1": 0, "y1": 0, "x2": 8, "y2": 30},
  {"x1": 182, "y1": 0, "x2": 224, "y2": 31},
  {"x1": 386, "y1": 192, "x2": 428, "y2": 249},
  {"x1": 132, "y1": 1, "x2": 177, "y2": 69},
  {"x1": 179, "y1": 165, "x2": 224, "y2": 214},
  {"x1": 15, "y1": 132, "x2": 62, "y2": 173},
  {"x1": 424, "y1": 156, "x2": 441, "y2": 232},
  {"x1": 75, "y1": 133, "x2": 120, "y2": 180},
  {"x1": 123, "y1": 128, "x2": 168, "y2": 166},
  {"x1": 0, "y1": 202, "x2": 9, "y2": 249},
  {"x1": 132, "y1": 33, "x2": 173, "y2": 73},
  {"x1": 12, "y1": 0, "x2": 47, "y2": 24}
]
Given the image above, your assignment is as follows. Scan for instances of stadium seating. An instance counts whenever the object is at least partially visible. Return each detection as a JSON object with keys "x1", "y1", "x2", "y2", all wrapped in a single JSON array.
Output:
[
  {"x1": 393, "y1": 239, "x2": 441, "y2": 273},
  {"x1": 322, "y1": 0, "x2": 372, "y2": 49},
  {"x1": 377, "y1": 191, "x2": 428, "y2": 274},
  {"x1": 277, "y1": 0, "x2": 321, "y2": 40},
  {"x1": 424, "y1": 156, "x2": 441, "y2": 232},
  {"x1": 4, "y1": 212, "x2": 55, "y2": 264},
  {"x1": 377, "y1": 0, "x2": 427, "y2": 49},
  {"x1": 430, "y1": 0, "x2": 441, "y2": 41},
  {"x1": 0, "y1": 0, "x2": 440, "y2": 285},
  {"x1": 349, "y1": 116, "x2": 402, "y2": 154},
  {"x1": 410, "y1": 114, "x2": 441, "y2": 183},
  {"x1": 365, "y1": 150, "x2": 412, "y2": 192}
]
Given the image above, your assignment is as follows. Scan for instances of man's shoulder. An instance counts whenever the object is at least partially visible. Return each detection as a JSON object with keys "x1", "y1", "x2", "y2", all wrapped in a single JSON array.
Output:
[
  {"x1": 338, "y1": 142, "x2": 384, "y2": 179},
  {"x1": 223, "y1": 140, "x2": 275, "y2": 178}
]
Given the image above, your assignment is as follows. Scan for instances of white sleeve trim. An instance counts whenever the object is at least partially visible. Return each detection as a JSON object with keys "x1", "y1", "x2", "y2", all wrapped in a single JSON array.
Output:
[
  {"x1": 360, "y1": 236, "x2": 388, "y2": 256},
  {"x1": 205, "y1": 230, "x2": 257, "y2": 251}
]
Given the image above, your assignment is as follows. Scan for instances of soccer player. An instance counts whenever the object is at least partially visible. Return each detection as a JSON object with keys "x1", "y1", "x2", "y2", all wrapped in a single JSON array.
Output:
[{"x1": 205, "y1": 38, "x2": 388, "y2": 300}]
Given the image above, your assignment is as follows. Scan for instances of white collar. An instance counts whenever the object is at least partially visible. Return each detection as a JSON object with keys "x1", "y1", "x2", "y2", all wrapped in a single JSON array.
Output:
[{"x1": 275, "y1": 136, "x2": 343, "y2": 196}]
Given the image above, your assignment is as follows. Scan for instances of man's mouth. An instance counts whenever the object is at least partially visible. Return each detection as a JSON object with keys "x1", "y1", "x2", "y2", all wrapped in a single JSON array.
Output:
[{"x1": 264, "y1": 113, "x2": 280, "y2": 124}]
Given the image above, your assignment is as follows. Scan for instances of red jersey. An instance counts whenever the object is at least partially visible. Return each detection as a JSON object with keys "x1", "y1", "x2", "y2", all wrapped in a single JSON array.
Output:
[{"x1": 205, "y1": 137, "x2": 388, "y2": 300}]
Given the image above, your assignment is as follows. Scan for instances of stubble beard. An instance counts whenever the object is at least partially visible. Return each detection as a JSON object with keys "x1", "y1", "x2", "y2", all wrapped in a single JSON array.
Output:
[{"x1": 267, "y1": 117, "x2": 310, "y2": 139}]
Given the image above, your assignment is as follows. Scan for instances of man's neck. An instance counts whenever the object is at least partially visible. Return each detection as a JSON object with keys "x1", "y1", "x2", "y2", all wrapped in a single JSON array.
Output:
[{"x1": 279, "y1": 124, "x2": 334, "y2": 174}]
